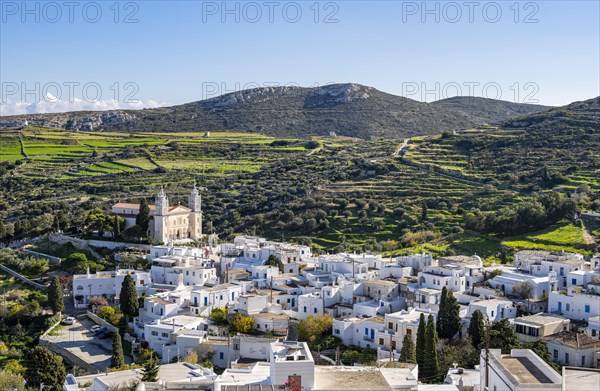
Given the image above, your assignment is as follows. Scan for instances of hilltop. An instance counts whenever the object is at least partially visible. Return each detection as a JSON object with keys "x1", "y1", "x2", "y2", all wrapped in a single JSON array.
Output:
[
  {"x1": 0, "y1": 84, "x2": 553, "y2": 140},
  {"x1": 432, "y1": 96, "x2": 552, "y2": 124}
]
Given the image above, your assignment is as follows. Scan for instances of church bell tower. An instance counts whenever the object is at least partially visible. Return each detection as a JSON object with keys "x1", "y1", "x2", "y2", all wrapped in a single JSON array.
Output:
[
  {"x1": 188, "y1": 183, "x2": 202, "y2": 240},
  {"x1": 154, "y1": 187, "x2": 169, "y2": 243}
]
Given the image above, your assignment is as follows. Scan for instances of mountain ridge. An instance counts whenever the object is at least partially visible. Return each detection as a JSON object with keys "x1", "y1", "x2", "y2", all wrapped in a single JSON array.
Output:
[{"x1": 0, "y1": 83, "x2": 559, "y2": 139}]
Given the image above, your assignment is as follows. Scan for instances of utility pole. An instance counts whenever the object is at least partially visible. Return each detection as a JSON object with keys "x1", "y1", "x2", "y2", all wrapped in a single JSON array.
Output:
[
  {"x1": 484, "y1": 318, "x2": 491, "y2": 391},
  {"x1": 227, "y1": 331, "x2": 231, "y2": 369},
  {"x1": 270, "y1": 276, "x2": 273, "y2": 304}
]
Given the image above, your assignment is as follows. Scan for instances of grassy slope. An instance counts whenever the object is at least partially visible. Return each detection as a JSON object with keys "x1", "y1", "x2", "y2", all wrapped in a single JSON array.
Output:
[{"x1": 502, "y1": 223, "x2": 592, "y2": 255}]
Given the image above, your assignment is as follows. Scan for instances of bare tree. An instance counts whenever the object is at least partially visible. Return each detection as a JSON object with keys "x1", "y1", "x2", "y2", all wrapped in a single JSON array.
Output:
[{"x1": 512, "y1": 281, "x2": 534, "y2": 313}]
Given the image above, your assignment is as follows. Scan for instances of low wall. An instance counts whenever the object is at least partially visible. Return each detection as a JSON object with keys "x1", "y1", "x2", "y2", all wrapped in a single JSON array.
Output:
[
  {"x1": 0, "y1": 264, "x2": 46, "y2": 289},
  {"x1": 49, "y1": 233, "x2": 151, "y2": 252},
  {"x1": 86, "y1": 311, "x2": 119, "y2": 333},
  {"x1": 22, "y1": 249, "x2": 61, "y2": 265}
]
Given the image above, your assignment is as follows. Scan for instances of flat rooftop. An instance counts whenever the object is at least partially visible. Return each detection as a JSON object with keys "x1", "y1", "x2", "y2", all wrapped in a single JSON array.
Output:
[
  {"x1": 314, "y1": 366, "x2": 391, "y2": 390},
  {"x1": 563, "y1": 367, "x2": 600, "y2": 391},
  {"x1": 501, "y1": 356, "x2": 554, "y2": 384},
  {"x1": 513, "y1": 313, "x2": 568, "y2": 326}
]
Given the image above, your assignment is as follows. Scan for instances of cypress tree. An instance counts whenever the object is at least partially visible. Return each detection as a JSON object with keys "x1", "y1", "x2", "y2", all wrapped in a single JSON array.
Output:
[
  {"x1": 437, "y1": 286, "x2": 448, "y2": 336},
  {"x1": 468, "y1": 309, "x2": 485, "y2": 349},
  {"x1": 48, "y1": 276, "x2": 64, "y2": 315},
  {"x1": 113, "y1": 214, "x2": 121, "y2": 238},
  {"x1": 399, "y1": 333, "x2": 416, "y2": 363},
  {"x1": 416, "y1": 312, "x2": 426, "y2": 367},
  {"x1": 422, "y1": 314, "x2": 439, "y2": 383},
  {"x1": 142, "y1": 355, "x2": 159, "y2": 382},
  {"x1": 24, "y1": 346, "x2": 66, "y2": 388},
  {"x1": 136, "y1": 198, "x2": 151, "y2": 233},
  {"x1": 119, "y1": 274, "x2": 139, "y2": 323},
  {"x1": 111, "y1": 332, "x2": 125, "y2": 368},
  {"x1": 439, "y1": 287, "x2": 461, "y2": 339}
]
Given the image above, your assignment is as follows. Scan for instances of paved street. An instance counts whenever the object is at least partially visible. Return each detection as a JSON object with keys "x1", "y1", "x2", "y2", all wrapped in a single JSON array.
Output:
[{"x1": 44, "y1": 315, "x2": 131, "y2": 371}]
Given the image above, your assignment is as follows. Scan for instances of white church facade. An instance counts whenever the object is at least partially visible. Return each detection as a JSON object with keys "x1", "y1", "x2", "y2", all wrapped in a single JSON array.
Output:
[{"x1": 112, "y1": 184, "x2": 203, "y2": 244}]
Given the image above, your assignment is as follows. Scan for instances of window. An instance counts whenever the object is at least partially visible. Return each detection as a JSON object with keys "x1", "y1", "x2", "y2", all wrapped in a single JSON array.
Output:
[
  {"x1": 335, "y1": 329, "x2": 340, "y2": 335},
  {"x1": 379, "y1": 338, "x2": 384, "y2": 345},
  {"x1": 219, "y1": 352, "x2": 224, "y2": 360},
  {"x1": 581, "y1": 356, "x2": 586, "y2": 366},
  {"x1": 572, "y1": 278, "x2": 577, "y2": 285},
  {"x1": 365, "y1": 327, "x2": 369, "y2": 335},
  {"x1": 303, "y1": 306, "x2": 307, "y2": 313},
  {"x1": 565, "y1": 353, "x2": 570, "y2": 364},
  {"x1": 151, "y1": 331, "x2": 158, "y2": 336},
  {"x1": 585, "y1": 305, "x2": 591, "y2": 313},
  {"x1": 592, "y1": 330, "x2": 597, "y2": 337},
  {"x1": 161, "y1": 333, "x2": 168, "y2": 338},
  {"x1": 313, "y1": 308, "x2": 317, "y2": 313},
  {"x1": 553, "y1": 350, "x2": 558, "y2": 361},
  {"x1": 407, "y1": 329, "x2": 412, "y2": 335},
  {"x1": 566, "y1": 303, "x2": 570, "y2": 311}
]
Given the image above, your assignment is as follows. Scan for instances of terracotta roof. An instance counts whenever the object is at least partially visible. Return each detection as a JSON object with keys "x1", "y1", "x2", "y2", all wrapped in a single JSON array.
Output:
[
  {"x1": 112, "y1": 202, "x2": 156, "y2": 210},
  {"x1": 546, "y1": 331, "x2": 600, "y2": 349}
]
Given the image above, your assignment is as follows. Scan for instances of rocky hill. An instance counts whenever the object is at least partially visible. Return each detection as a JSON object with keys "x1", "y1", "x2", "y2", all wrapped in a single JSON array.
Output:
[
  {"x1": 432, "y1": 96, "x2": 552, "y2": 124},
  {"x1": 0, "y1": 83, "x2": 555, "y2": 139},
  {"x1": 504, "y1": 96, "x2": 600, "y2": 132}
]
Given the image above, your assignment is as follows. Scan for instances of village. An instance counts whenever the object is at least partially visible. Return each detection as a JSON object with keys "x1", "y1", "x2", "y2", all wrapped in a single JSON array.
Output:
[{"x1": 27, "y1": 187, "x2": 594, "y2": 390}]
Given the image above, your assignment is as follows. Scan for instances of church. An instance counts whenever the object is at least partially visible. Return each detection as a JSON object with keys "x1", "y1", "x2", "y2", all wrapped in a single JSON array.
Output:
[{"x1": 112, "y1": 184, "x2": 203, "y2": 244}]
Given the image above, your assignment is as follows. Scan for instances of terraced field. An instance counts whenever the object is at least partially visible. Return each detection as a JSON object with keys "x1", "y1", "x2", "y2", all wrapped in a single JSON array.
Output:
[{"x1": 0, "y1": 126, "x2": 597, "y2": 259}]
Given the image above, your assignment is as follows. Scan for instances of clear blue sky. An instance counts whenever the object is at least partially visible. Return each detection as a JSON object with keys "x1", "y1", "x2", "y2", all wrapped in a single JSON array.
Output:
[{"x1": 1, "y1": 0, "x2": 598, "y2": 114}]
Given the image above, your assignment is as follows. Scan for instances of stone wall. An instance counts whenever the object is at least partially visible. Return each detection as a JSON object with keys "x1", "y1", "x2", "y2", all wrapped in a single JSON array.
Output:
[
  {"x1": 0, "y1": 264, "x2": 46, "y2": 289},
  {"x1": 86, "y1": 311, "x2": 119, "y2": 333}
]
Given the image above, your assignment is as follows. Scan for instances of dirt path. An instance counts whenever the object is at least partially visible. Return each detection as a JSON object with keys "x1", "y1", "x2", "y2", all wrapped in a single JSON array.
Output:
[
  {"x1": 582, "y1": 225, "x2": 597, "y2": 245},
  {"x1": 393, "y1": 139, "x2": 410, "y2": 156}
]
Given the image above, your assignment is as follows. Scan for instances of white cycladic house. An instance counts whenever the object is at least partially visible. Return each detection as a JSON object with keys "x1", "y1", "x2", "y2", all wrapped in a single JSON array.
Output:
[
  {"x1": 546, "y1": 331, "x2": 600, "y2": 368},
  {"x1": 72, "y1": 269, "x2": 151, "y2": 309},
  {"x1": 585, "y1": 316, "x2": 600, "y2": 339},
  {"x1": 488, "y1": 268, "x2": 557, "y2": 300},
  {"x1": 480, "y1": 349, "x2": 562, "y2": 391},
  {"x1": 514, "y1": 250, "x2": 584, "y2": 288},
  {"x1": 418, "y1": 265, "x2": 466, "y2": 292},
  {"x1": 151, "y1": 255, "x2": 217, "y2": 287},
  {"x1": 332, "y1": 315, "x2": 386, "y2": 349},
  {"x1": 270, "y1": 341, "x2": 315, "y2": 390},
  {"x1": 190, "y1": 283, "x2": 243, "y2": 316},
  {"x1": 147, "y1": 245, "x2": 208, "y2": 261},
  {"x1": 143, "y1": 315, "x2": 206, "y2": 358},
  {"x1": 548, "y1": 284, "x2": 600, "y2": 321},
  {"x1": 297, "y1": 292, "x2": 325, "y2": 320},
  {"x1": 467, "y1": 299, "x2": 517, "y2": 322}
]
